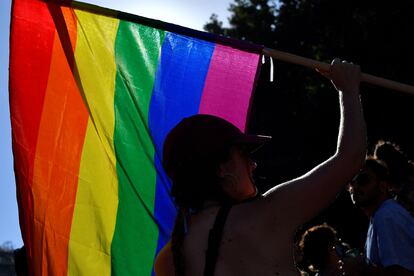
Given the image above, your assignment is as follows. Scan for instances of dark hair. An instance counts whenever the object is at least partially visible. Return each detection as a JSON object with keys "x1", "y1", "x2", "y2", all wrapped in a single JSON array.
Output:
[
  {"x1": 374, "y1": 140, "x2": 413, "y2": 188},
  {"x1": 364, "y1": 157, "x2": 389, "y2": 182},
  {"x1": 170, "y1": 147, "x2": 232, "y2": 210},
  {"x1": 169, "y1": 150, "x2": 233, "y2": 276},
  {"x1": 299, "y1": 224, "x2": 338, "y2": 272},
  {"x1": 374, "y1": 141, "x2": 414, "y2": 215},
  {"x1": 168, "y1": 144, "x2": 233, "y2": 276}
]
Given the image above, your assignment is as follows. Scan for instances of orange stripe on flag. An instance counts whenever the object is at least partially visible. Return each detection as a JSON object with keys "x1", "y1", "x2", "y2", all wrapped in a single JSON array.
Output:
[{"x1": 32, "y1": 7, "x2": 88, "y2": 275}]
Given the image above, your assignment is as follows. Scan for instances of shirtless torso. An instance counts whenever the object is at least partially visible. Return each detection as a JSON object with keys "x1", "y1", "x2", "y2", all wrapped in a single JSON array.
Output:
[{"x1": 182, "y1": 200, "x2": 297, "y2": 276}]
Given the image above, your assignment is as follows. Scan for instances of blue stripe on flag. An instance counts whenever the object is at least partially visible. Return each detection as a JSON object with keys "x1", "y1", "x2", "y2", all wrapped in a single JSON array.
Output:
[{"x1": 148, "y1": 32, "x2": 215, "y2": 272}]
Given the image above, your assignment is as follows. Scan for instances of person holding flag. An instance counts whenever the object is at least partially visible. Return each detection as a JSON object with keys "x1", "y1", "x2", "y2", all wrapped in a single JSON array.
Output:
[{"x1": 155, "y1": 58, "x2": 367, "y2": 276}]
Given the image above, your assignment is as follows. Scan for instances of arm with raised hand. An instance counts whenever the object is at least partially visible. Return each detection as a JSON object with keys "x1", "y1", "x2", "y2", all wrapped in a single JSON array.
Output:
[{"x1": 261, "y1": 58, "x2": 367, "y2": 230}]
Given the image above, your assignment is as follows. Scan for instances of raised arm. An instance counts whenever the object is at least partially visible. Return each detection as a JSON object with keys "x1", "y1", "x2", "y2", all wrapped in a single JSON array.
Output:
[{"x1": 261, "y1": 59, "x2": 367, "y2": 229}]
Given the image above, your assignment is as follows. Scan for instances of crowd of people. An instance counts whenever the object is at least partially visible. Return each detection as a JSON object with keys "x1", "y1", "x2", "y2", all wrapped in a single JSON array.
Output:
[{"x1": 297, "y1": 141, "x2": 414, "y2": 275}]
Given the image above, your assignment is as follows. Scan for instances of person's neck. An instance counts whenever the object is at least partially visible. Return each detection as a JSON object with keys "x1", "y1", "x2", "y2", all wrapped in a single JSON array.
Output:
[
  {"x1": 237, "y1": 188, "x2": 259, "y2": 202},
  {"x1": 362, "y1": 196, "x2": 390, "y2": 217}
]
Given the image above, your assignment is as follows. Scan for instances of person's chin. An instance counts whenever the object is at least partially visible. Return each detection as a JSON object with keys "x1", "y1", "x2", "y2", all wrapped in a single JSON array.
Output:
[
  {"x1": 351, "y1": 195, "x2": 363, "y2": 206},
  {"x1": 241, "y1": 187, "x2": 257, "y2": 200},
  {"x1": 353, "y1": 198, "x2": 371, "y2": 209}
]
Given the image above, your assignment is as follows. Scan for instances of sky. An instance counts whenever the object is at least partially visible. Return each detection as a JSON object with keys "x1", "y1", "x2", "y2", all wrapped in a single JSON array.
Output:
[{"x1": 0, "y1": 0, "x2": 232, "y2": 249}]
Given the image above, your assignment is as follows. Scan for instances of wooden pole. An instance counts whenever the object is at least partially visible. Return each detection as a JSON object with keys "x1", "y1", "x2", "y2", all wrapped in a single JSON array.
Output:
[{"x1": 263, "y1": 47, "x2": 414, "y2": 96}]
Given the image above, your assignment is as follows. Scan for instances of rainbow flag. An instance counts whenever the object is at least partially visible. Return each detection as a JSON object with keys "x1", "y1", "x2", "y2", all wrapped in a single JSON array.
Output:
[{"x1": 9, "y1": 0, "x2": 262, "y2": 275}]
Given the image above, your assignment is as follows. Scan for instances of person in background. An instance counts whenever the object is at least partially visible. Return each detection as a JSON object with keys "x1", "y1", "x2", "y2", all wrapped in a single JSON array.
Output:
[
  {"x1": 155, "y1": 59, "x2": 366, "y2": 276},
  {"x1": 347, "y1": 158, "x2": 414, "y2": 275},
  {"x1": 374, "y1": 140, "x2": 414, "y2": 216},
  {"x1": 298, "y1": 223, "x2": 359, "y2": 276}
]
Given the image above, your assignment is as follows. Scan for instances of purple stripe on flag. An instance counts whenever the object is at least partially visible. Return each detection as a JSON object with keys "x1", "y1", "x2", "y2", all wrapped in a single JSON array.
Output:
[{"x1": 198, "y1": 44, "x2": 260, "y2": 132}]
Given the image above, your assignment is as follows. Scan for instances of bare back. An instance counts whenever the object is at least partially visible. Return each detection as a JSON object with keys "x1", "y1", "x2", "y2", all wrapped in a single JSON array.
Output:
[{"x1": 181, "y1": 198, "x2": 299, "y2": 276}]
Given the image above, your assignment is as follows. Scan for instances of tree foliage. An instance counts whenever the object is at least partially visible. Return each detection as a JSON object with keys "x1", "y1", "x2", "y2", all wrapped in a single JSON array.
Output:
[{"x1": 204, "y1": 0, "x2": 414, "y2": 182}]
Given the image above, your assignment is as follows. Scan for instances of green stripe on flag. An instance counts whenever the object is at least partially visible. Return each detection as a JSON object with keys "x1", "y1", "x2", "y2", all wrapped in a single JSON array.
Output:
[{"x1": 112, "y1": 21, "x2": 166, "y2": 276}]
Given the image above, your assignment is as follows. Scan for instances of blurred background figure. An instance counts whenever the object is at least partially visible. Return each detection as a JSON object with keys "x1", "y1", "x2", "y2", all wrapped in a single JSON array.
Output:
[
  {"x1": 298, "y1": 223, "x2": 360, "y2": 276},
  {"x1": 374, "y1": 140, "x2": 414, "y2": 216},
  {"x1": 348, "y1": 158, "x2": 414, "y2": 274},
  {"x1": 13, "y1": 246, "x2": 27, "y2": 276}
]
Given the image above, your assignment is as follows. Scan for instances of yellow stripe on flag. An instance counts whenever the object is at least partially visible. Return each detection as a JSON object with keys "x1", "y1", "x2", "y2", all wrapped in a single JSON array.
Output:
[{"x1": 68, "y1": 10, "x2": 119, "y2": 276}]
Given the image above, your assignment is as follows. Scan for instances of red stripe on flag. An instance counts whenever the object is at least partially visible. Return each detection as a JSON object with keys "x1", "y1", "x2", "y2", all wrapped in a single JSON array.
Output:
[{"x1": 9, "y1": 0, "x2": 56, "y2": 273}]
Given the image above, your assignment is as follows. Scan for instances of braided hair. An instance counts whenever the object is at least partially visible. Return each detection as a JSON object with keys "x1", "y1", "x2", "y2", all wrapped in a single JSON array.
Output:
[
  {"x1": 167, "y1": 149, "x2": 234, "y2": 275},
  {"x1": 164, "y1": 130, "x2": 234, "y2": 275}
]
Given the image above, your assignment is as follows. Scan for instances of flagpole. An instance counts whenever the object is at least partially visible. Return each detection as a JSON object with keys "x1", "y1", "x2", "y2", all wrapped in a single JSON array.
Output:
[{"x1": 263, "y1": 47, "x2": 414, "y2": 96}]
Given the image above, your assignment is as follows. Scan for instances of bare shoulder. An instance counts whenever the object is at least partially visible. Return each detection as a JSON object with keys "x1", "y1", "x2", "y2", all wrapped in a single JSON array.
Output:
[
  {"x1": 229, "y1": 197, "x2": 296, "y2": 246},
  {"x1": 254, "y1": 154, "x2": 364, "y2": 230},
  {"x1": 154, "y1": 241, "x2": 174, "y2": 276}
]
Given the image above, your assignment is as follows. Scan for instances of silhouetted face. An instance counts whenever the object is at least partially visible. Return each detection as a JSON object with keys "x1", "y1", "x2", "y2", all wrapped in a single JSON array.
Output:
[
  {"x1": 348, "y1": 168, "x2": 384, "y2": 208},
  {"x1": 219, "y1": 145, "x2": 258, "y2": 201}
]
